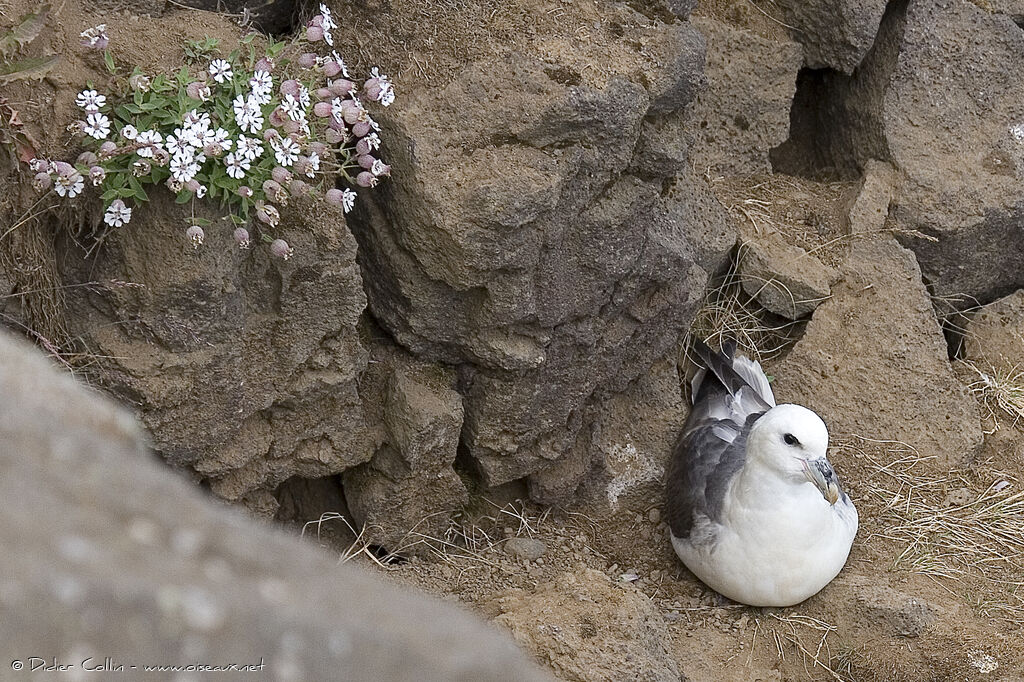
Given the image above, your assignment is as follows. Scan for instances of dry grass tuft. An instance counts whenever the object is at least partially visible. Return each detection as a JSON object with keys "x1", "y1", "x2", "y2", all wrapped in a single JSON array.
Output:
[
  {"x1": 754, "y1": 613, "x2": 853, "y2": 681},
  {"x1": 837, "y1": 435, "x2": 1024, "y2": 623},
  {"x1": 960, "y1": 360, "x2": 1024, "y2": 429}
]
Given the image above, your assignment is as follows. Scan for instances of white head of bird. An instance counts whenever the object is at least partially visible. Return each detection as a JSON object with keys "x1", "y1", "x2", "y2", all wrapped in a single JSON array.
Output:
[{"x1": 745, "y1": 404, "x2": 841, "y2": 504}]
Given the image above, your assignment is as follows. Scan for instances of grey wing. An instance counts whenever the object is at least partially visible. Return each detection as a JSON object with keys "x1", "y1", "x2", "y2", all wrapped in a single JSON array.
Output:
[{"x1": 665, "y1": 411, "x2": 761, "y2": 541}]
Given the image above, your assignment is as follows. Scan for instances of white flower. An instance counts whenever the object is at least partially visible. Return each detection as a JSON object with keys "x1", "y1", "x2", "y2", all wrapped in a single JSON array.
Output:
[
  {"x1": 233, "y1": 95, "x2": 264, "y2": 134},
  {"x1": 272, "y1": 136, "x2": 300, "y2": 167},
  {"x1": 236, "y1": 135, "x2": 264, "y2": 161},
  {"x1": 76, "y1": 89, "x2": 106, "y2": 112},
  {"x1": 55, "y1": 173, "x2": 85, "y2": 198},
  {"x1": 371, "y1": 159, "x2": 388, "y2": 176},
  {"x1": 121, "y1": 124, "x2": 139, "y2": 141},
  {"x1": 331, "y1": 97, "x2": 344, "y2": 123},
  {"x1": 169, "y1": 152, "x2": 199, "y2": 183},
  {"x1": 298, "y1": 85, "x2": 311, "y2": 109},
  {"x1": 135, "y1": 130, "x2": 163, "y2": 158},
  {"x1": 28, "y1": 158, "x2": 47, "y2": 172},
  {"x1": 320, "y1": 3, "x2": 336, "y2": 29},
  {"x1": 232, "y1": 95, "x2": 249, "y2": 123},
  {"x1": 369, "y1": 67, "x2": 395, "y2": 107},
  {"x1": 250, "y1": 88, "x2": 272, "y2": 107},
  {"x1": 211, "y1": 128, "x2": 232, "y2": 152},
  {"x1": 341, "y1": 187, "x2": 356, "y2": 213},
  {"x1": 331, "y1": 51, "x2": 349, "y2": 77},
  {"x1": 249, "y1": 70, "x2": 273, "y2": 95},
  {"x1": 362, "y1": 132, "x2": 381, "y2": 151},
  {"x1": 208, "y1": 59, "x2": 233, "y2": 84},
  {"x1": 1011, "y1": 122, "x2": 1024, "y2": 143},
  {"x1": 79, "y1": 24, "x2": 108, "y2": 48},
  {"x1": 103, "y1": 199, "x2": 132, "y2": 227},
  {"x1": 281, "y1": 94, "x2": 304, "y2": 121},
  {"x1": 240, "y1": 110, "x2": 264, "y2": 135},
  {"x1": 306, "y1": 152, "x2": 320, "y2": 178},
  {"x1": 83, "y1": 112, "x2": 110, "y2": 139},
  {"x1": 183, "y1": 110, "x2": 211, "y2": 132},
  {"x1": 165, "y1": 132, "x2": 185, "y2": 155},
  {"x1": 194, "y1": 184, "x2": 208, "y2": 198},
  {"x1": 224, "y1": 152, "x2": 250, "y2": 179}
]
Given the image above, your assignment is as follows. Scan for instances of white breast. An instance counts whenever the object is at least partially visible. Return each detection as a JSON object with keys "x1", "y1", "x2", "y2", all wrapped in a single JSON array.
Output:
[{"x1": 671, "y1": 479, "x2": 858, "y2": 607}]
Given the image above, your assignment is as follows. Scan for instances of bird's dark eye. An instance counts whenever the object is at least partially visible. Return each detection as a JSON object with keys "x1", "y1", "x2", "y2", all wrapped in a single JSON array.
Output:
[{"x1": 783, "y1": 433, "x2": 799, "y2": 446}]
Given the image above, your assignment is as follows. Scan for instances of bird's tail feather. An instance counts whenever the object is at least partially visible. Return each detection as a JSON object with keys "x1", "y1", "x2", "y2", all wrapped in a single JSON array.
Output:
[{"x1": 691, "y1": 338, "x2": 774, "y2": 410}]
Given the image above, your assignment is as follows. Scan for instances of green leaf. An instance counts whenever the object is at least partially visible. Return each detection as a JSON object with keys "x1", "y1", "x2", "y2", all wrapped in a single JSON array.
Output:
[
  {"x1": 175, "y1": 190, "x2": 192, "y2": 204},
  {"x1": 0, "y1": 4, "x2": 50, "y2": 58},
  {"x1": 191, "y1": 217, "x2": 211, "y2": 226},
  {"x1": 100, "y1": 189, "x2": 120, "y2": 202},
  {"x1": 0, "y1": 54, "x2": 58, "y2": 83},
  {"x1": 104, "y1": 50, "x2": 116, "y2": 75}
]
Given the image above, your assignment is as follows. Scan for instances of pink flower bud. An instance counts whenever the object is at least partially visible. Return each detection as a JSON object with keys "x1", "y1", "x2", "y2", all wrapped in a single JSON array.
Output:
[
  {"x1": 293, "y1": 156, "x2": 311, "y2": 176},
  {"x1": 271, "y1": 166, "x2": 292, "y2": 185},
  {"x1": 306, "y1": 25, "x2": 324, "y2": 42},
  {"x1": 166, "y1": 178, "x2": 184, "y2": 193},
  {"x1": 325, "y1": 127, "x2": 347, "y2": 145},
  {"x1": 32, "y1": 172, "x2": 51, "y2": 192},
  {"x1": 28, "y1": 158, "x2": 49, "y2": 173},
  {"x1": 323, "y1": 60, "x2": 342, "y2": 78},
  {"x1": 263, "y1": 178, "x2": 283, "y2": 198},
  {"x1": 89, "y1": 166, "x2": 106, "y2": 185},
  {"x1": 355, "y1": 138, "x2": 372, "y2": 156},
  {"x1": 269, "y1": 107, "x2": 288, "y2": 128},
  {"x1": 185, "y1": 179, "x2": 202, "y2": 193},
  {"x1": 263, "y1": 129, "x2": 280, "y2": 142},
  {"x1": 325, "y1": 187, "x2": 345, "y2": 207},
  {"x1": 152, "y1": 148, "x2": 170, "y2": 166},
  {"x1": 356, "y1": 171, "x2": 378, "y2": 188},
  {"x1": 237, "y1": 185, "x2": 253, "y2": 198},
  {"x1": 310, "y1": 14, "x2": 324, "y2": 28},
  {"x1": 280, "y1": 79, "x2": 300, "y2": 97},
  {"x1": 270, "y1": 238, "x2": 293, "y2": 260},
  {"x1": 309, "y1": 141, "x2": 328, "y2": 157},
  {"x1": 53, "y1": 161, "x2": 74, "y2": 177},
  {"x1": 255, "y1": 57, "x2": 274, "y2": 73},
  {"x1": 289, "y1": 179, "x2": 309, "y2": 196},
  {"x1": 282, "y1": 119, "x2": 301, "y2": 134},
  {"x1": 315, "y1": 87, "x2": 332, "y2": 100},
  {"x1": 186, "y1": 225, "x2": 205, "y2": 247},
  {"x1": 234, "y1": 227, "x2": 251, "y2": 249},
  {"x1": 341, "y1": 101, "x2": 361, "y2": 125},
  {"x1": 328, "y1": 116, "x2": 346, "y2": 132},
  {"x1": 358, "y1": 154, "x2": 376, "y2": 170},
  {"x1": 329, "y1": 79, "x2": 356, "y2": 96},
  {"x1": 203, "y1": 142, "x2": 221, "y2": 157},
  {"x1": 313, "y1": 101, "x2": 332, "y2": 118},
  {"x1": 77, "y1": 151, "x2": 98, "y2": 166},
  {"x1": 98, "y1": 141, "x2": 117, "y2": 159},
  {"x1": 298, "y1": 53, "x2": 317, "y2": 68},
  {"x1": 363, "y1": 78, "x2": 382, "y2": 102},
  {"x1": 352, "y1": 120, "x2": 371, "y2": 137},
  {"x1": 256, "y1": 203, "x2": 280, "y2": 227}
]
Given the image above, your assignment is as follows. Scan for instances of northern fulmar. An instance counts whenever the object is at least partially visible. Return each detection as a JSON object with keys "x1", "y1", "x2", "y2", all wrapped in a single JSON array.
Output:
[{"x1": 666, "y1": 339, "x2": 858, "y2": 607}]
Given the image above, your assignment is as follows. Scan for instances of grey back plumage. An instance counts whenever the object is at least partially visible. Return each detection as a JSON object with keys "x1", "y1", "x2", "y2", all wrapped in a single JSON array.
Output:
[{"x1": 666, "y1": 340, "x2": 775, "y2": 541}]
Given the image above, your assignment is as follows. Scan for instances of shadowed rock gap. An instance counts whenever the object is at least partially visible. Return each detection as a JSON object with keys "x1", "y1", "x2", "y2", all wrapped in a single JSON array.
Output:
[{"x1": 769, "y1": 0, "x2": 910, "y2": 179}]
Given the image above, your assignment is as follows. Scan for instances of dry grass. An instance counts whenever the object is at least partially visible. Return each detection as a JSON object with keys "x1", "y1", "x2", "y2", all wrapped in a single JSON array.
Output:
[
  {"x1": 961, "y1": 360, "x2": 1024, "y2": 429},
  {"x1": 754, "y1": 613, "x2": 853, "y2": 682},
  {"x1": 837, "y1": 435, "x2": 1024, "y2": 624}
]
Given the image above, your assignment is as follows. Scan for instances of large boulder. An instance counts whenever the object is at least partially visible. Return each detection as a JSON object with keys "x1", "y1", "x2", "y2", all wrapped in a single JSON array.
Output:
[
  {"x1": 0, "y1": 330, "x2": 550, "y2": 681},
  {"x1": 771, "y1": 170, "x2": 984, "y2": 469},
  {"x1": 780, "y1": 0, "x2": 1024, "y2": 308},
  {"x1": 685, "y1": 15, "x2": 802, "y2": 176},
  {"x1": 59, "y1": 194, "x2": 379, "y2": 508},
  {"x1": 774, "y1": 0, "x2": 890, "y2": 72},
  {"x1": 349, "y1": 6, "x2": 734, "y2": 492}
]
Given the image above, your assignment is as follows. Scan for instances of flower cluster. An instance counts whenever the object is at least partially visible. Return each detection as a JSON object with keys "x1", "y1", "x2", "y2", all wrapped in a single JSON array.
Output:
[{"x1": 32, "y1": 5, "x2": 394, "y2": 259}]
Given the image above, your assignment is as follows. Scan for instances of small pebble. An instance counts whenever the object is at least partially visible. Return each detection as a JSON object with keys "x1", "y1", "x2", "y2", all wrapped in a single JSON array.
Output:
[
  {"x1": 648, "y1": 508, "x2": 661, "y2": 524},
  {"x1": 504, "y1": 537, "x2": 547, "y2": 562}
]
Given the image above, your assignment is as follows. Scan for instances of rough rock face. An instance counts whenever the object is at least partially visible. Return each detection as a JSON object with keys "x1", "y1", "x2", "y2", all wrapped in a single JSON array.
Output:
[
  {"x1": 774, "y1": 0, "x2": 889, "y2": 72},
  {"x1": 738, "y1": 234, "x2": 837, "y2": 319},
  {"x1": 829, "y1": 576, "x2": 942, "y2": 639},
  {"x1": 486, "y1": 569, "x2": 679, "y2": 682},
  {"x1": 59, "y1": 194, "x2": 378, "y2": 507},
  {"x1": 0, "y1": 330, "x2": 550, "y2": 681},
  {"x1": 772, "y1": 232, "x2": 984, "y2": 469},
  {"x1": 343, "y1": 333, "x2": 469, "y2": 552},
  {"x1": 780, "y1": 0, "x2": 1024, "y2": 307},
  {"x1": 961, "y1": 290, "x2": 1024, "y2": 373},
  {"x1": 352, "y1": 19, "x2": 734, "y2": 490},
  {"x1": 686, "y1": 16, "x2": 802, "y2": 175}
]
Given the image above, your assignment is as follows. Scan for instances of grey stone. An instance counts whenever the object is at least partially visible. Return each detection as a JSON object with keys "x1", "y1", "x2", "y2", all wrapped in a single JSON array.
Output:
[
  {"x1": 0, "y1": 330, "x2": 550, "y2": 681},
  {"x1": 774, "y1": 0, "x2": 890, "y2": 72},
  {"x1": 488, "y1": 569, "x2": 679, "y2": 682},
  {"x1": 504, "y1": 537, "x2": 548, "y2": 562},
  {"x1": 686, "y1": 16, "x2": 802, "y2": 176},
  {"x1": 738, "y1": 234, "x2": 836, "y2": 319},
  {"x1": 353, "y1": 37, "x2": 733, "y2": 492},
  {"x1": 773, "y1": 233, "x2": 984, "y2": 470},
  {"x1": 961, "y1": 290, "x2": 1024, "y2": 374},
  {"x1": 60, "y1": 193, "x2": 378, "y2": 507}
]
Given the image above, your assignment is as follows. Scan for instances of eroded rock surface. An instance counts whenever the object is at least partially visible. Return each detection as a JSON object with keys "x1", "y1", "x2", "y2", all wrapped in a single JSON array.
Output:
[
  {"x1": 775, "y1": 0, "x2": 889, "y2": 72},
  {"x1": 0, "y1": 330, "x2": 550, "y2": 681}
]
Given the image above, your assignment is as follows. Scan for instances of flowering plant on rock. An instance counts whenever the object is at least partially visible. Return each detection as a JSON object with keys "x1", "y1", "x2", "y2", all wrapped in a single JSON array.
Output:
[{"x1": 30, "y1": 5, "x2": 394, "y2": 259}]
